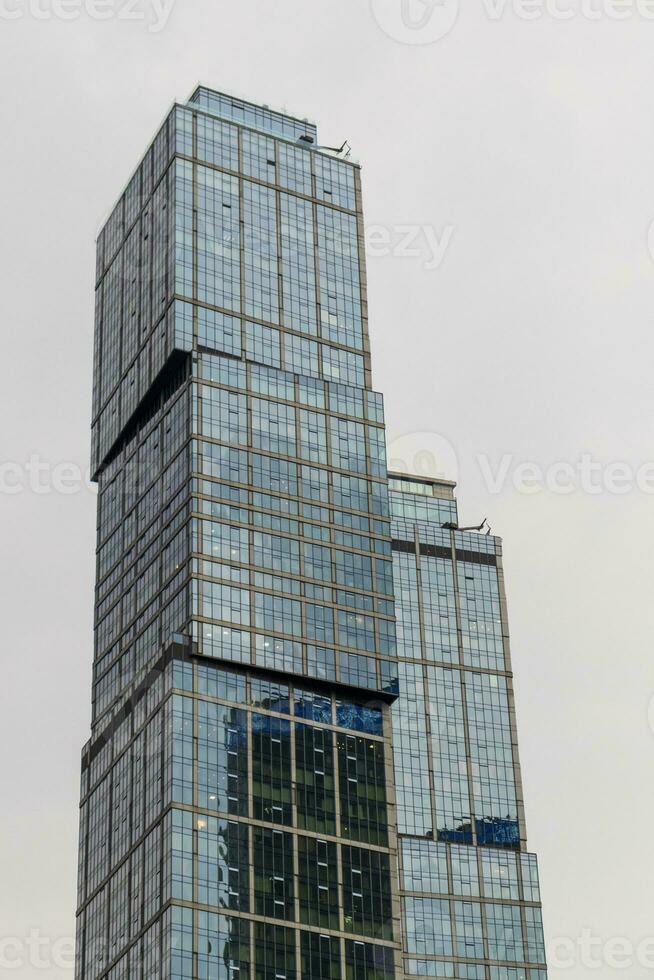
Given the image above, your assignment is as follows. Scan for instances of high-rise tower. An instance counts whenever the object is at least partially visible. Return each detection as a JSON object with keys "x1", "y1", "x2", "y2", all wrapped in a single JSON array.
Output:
[
  {"x1": 387, "y1": 474, "x2": 547, "y2": 980},
  {"x1": 76, "y1": 87, "x2": 547, "y2": 980}
]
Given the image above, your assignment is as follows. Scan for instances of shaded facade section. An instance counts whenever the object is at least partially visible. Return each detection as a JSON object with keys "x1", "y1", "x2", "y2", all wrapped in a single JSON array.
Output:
[{"x1": 389, "y1": 474, "x2": 547, "y2": 980}]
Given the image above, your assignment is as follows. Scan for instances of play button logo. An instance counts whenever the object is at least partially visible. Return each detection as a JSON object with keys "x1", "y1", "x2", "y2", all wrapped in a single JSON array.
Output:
[{"x1": 370, "y1": 0, "x2": 460, "y2": 44}]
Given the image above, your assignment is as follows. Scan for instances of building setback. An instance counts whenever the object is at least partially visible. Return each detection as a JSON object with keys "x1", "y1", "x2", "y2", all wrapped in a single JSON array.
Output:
[{"x1": 75, "y1": 87, "x2": 547, "y2": 980}]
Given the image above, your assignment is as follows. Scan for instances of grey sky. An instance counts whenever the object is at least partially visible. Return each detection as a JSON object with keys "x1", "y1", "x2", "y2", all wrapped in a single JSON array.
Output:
[{"x1": 2, "y1": 1, "x2": 653, "y2": 976}]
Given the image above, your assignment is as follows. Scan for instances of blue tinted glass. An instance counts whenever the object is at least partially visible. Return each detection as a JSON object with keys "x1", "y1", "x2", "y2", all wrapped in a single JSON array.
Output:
[
  {"x1": 380, "y1": 660, "x2": 399, "y2": 696},
  {"x1": 250, "y1": 676, "x2": 291, "y2": 714},
  {"x1": 294, "y1": 688, "x2": 332, "y2": 723},
  {"x1": 335, "y1": 699, "x2": 383, "y2": 735},
  {"x1": 476, "y1": 818, "x2": 520, "y2": 847}
]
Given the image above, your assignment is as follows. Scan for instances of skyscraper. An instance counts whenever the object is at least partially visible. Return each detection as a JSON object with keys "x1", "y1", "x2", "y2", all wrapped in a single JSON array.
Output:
[
  {"x1": 388, "y1": 474, "x2": 547, "y2": 979},
  {"x1": 76, "y1": 87, "x2": 547, "y2": 980}
]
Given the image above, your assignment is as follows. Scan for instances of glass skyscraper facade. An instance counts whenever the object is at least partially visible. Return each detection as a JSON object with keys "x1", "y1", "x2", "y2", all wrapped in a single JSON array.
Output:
[
  {"x1": 388, "y1": 476, "x2": 547, "y2": 980},
  {"x1": 76, "y1": 87, "x2": 547, "y2": 980}
]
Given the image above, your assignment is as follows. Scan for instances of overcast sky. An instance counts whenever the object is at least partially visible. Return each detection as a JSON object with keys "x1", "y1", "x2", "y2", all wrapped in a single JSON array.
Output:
[{"x1": 2, "y1": 1, "x2": 654, "y2": 977}]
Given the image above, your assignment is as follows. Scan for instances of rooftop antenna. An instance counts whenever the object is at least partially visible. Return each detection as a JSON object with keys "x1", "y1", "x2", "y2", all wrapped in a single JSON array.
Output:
[
  {"x1": 329, "y1": 140, "x2": 352, "y2": 158},
  {"x1": 442, "y1": 518, "x2": 489, "y2": 533},
  {"x1": 306, "y1": 139, "x2": 352, "y2": 158}
]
